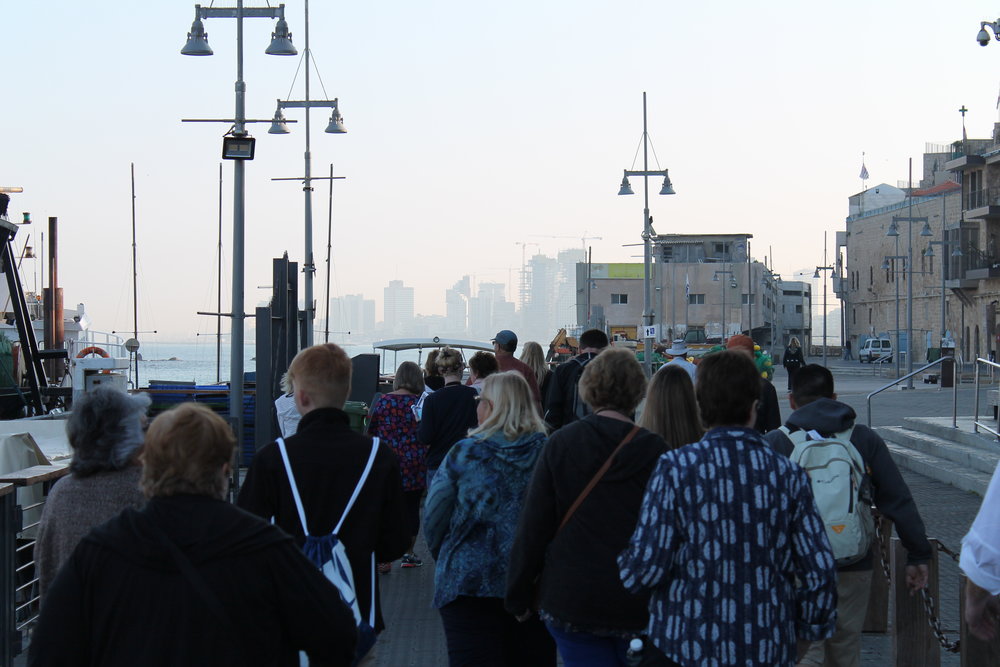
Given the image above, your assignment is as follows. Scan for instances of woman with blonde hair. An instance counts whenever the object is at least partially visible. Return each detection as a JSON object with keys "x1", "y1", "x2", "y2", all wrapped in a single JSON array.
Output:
[
  {"x1": 783, "y1": 336, "x2": 805, "y2": 391},
  {"x1": 424, "y1": 371, "x2": 554, "y2": 666},
  {"x1": 639, "y1": 364, "x2": 704, "y2": 450},
  {"x1": 519, "y1": 341, "x2": 551, "y2": 401},
  {"x1": 418, "y1": 347, "x2": 479, "y2": 483}
]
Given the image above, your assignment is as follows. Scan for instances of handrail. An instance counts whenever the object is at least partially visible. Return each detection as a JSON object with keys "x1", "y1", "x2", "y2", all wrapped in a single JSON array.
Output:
[
  {"x1": 872, "y1": 354, "x2": 894, "y2": 377},
  {"x1": 973, "y1": 357, "x2": 1000, "y2": 438},
  {"x1": 866, "y1": 356, "x2": 958, "y2": 428}
]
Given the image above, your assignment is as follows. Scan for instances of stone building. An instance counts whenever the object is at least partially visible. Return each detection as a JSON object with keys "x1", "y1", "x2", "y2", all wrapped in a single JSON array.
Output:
[
  {"x1": 575, "y1": 233, "x2": 779, "y2": 347},
  {"x1": 843, "y1": 136, "x2": 1000, "y2": 365}
]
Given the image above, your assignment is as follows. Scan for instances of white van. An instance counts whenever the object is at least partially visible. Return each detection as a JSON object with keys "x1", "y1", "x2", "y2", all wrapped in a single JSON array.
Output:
[{"x1": 859, "y1": 338, "x2": 892, "y2": 363}]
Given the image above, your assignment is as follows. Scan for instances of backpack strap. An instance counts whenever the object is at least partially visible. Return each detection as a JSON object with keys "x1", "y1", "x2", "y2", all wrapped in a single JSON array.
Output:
[
  {"x1": 334, "y1": 437, "x2": 380, "y2": 534},
  {"x1": 276, "y1": 437, "x2": 311, "y2": 537}
]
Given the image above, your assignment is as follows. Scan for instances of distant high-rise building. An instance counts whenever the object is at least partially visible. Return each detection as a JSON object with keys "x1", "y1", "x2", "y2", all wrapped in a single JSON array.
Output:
[
  {"x1": 384, "y1": 280, "x2": 415, "y2": 334},
  {"x1": 521, "y1": 254, "x2": 559, "y2": 342},
  {"x1": 445, "y1": 276, "x2": 471, "y2": 334},
  {"x1": 469, "y1": 281, "x2": 513, "y2": 338},
  {"x1": 330, "y1": 294, "x2": 375, "y2": 336}
]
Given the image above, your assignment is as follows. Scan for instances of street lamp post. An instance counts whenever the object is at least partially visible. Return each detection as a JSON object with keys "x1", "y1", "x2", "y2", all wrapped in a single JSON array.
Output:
[
  {"x1": 887, "y1": 213, "x2": 933, "y2": 388},
  {"x1": 714, "y1": 269, "x2": 736, "y2": 343},
  {"x1": 813, "y1": 265, "x2": 833, "y2": 367},
  {"x1": 181, "y1": 1, "x2": 297, "y2": 475},
  {"x1": 881, "y1": 254, "x2": 906, "y2": 377},
  {"x1": 617, "y1": 92, "x2": 675, "y2": 378},
  {"x1": 268, "y1": 0, "x2": 347, "y2": 347},
  {"x1": 923, "y1": 240, "x2": 963, "y2": 346}
]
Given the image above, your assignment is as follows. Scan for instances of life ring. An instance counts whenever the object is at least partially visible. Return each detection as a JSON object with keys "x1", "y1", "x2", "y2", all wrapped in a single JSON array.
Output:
[{"x1": 76, "y1": 346, "x2": 109, "y2": 359}]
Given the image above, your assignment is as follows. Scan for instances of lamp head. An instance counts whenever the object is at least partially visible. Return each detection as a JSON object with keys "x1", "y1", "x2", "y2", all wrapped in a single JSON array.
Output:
[
  {"x1": 618, "y1": 175, "x2": 634, "y2": 196},
  {"x1": 920, "y1": 221, "x2": 933, "y2": 237},
  {"x1": 659, "y1": 172, "x2": 675, "y2": 195},
  {"x1": 265, "y1": 17, "x2": 297, "y2": 55},
  {"x1": 880, "y1": 258, "x2": 890, "y2": 270},
  {"x1": 713, "y1": 273, "x2": 720, "y2": 282},
  {"x1": 181, "y1": 17, "x2": 213, "y2": 56},
  {"x1": 268, "y1": 106, "x2": 290, "y2": 134},
  {"x1": 952, "y1": 246, "x2": 963, "y2": 257},
  {"x1": 979, "y1": 24, "x2": 993, "y2": 46},
  {"x1": 325, "y1": 100, "x2": 347, "y2": 133},
  {"x1": 924, "y1": 246, "x2": 935, "y2": 258},
  {"x1": 813, "y1": 269, "x2": 820, "y2": 279},
  {"x1": 730, "y1": 279, "x2": 737, "y2": 288},
  {"x1": 886, "y1": 221, "x2": 899, "y2": 237}
]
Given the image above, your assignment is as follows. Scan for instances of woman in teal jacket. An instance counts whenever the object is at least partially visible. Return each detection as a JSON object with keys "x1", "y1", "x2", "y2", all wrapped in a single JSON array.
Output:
[{"x1": 424, "y1": 371, "x2": 554, "y2": 667}]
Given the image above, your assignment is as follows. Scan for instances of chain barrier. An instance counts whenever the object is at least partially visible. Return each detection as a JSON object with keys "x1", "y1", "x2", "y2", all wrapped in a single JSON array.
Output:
[{"x1": 871, "y1": 519, "x2": 962, "y2": 653}]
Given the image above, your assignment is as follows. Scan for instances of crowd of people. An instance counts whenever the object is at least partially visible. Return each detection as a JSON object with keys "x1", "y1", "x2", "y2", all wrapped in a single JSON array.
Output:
[{"x1": 23, "y1": 326, "x2": 1000, "y2": 666}]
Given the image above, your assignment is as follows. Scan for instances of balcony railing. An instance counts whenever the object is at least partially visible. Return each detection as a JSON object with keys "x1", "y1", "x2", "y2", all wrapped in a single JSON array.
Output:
[{"x1": 966, "y1": 187, "x2": 1000, "y2": 210}]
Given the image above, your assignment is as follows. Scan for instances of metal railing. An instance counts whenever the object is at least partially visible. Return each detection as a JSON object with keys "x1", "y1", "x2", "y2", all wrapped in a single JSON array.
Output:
[
  {"x1": 866, "y1": 356, "x2": 958, "y2": 428},
  {"x1": 0, "y1": 465, "x2": 69, "y2": 666},
  {"x1": 973, "y1": 357, "x2": 1000, "y2": 438}
]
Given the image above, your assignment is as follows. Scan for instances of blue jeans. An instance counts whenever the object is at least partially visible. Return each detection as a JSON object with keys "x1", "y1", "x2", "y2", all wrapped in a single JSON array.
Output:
[{"x1": 545, "y1": 623, "x2": 631, "y2": 667}]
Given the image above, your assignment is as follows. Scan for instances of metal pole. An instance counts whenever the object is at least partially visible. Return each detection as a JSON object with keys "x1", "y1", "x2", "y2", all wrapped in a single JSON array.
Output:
[
  {"x1": 941, "y1": 194, "x2": 947, "y2": 344},
  {"x1": 907, "y1": 159, "x2": 914, "y2": 389},
  {"x1": 721, "y1": 265, "x2": 727, "y2": 343},
  {"x1": 302, "y1": 0, "x2": 314, "y2": 347},
  {"x1": 217, "y1": 163, "x2": 223, "y2": 383},
  {"x1": 747, "y1": 239, "x2": 752, "y2": 336},
  {"x1": 130, "y1": 163, "x2": 139, "y2": 387},
  {"x1": 641, "y1": 92, "x2": 653, "y2": 378},
  {"x1": 324, "y1": 163, "x2": 333, "y2": 343},
  {"x1": 823, "y1": 233, "x2": 828, "y2": 368},
  {"x1": 231, "y1": 0, "x2": 247, "y2": 479},
  {"x1": 900, "y1": 235, "x2": 902, "y2": 377}
]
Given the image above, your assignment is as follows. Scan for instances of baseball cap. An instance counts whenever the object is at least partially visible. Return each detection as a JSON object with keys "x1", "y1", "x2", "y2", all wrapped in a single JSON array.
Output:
[{"x1": 492, "y1": 330, "x2": 518, "y2": 351}]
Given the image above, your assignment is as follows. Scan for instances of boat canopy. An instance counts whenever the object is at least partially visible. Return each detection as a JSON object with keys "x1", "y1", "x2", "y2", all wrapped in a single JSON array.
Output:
[{"x1": 372, "y1": 337, "x2": 493, "y2": 353}]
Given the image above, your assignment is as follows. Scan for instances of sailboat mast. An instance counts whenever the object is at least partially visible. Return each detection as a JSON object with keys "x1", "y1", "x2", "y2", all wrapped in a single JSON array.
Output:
[
  {"x1": 131, "y1": 163, "x2": 139, "y2": 387},
  {"x1": 217, "y1": 163, "x2": 223, "y2": 384}
]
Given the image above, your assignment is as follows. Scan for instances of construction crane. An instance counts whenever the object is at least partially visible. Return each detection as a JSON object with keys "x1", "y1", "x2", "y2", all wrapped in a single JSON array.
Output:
[{"x1": 529, "y1": 233, "x2": 603, "y2": 253}]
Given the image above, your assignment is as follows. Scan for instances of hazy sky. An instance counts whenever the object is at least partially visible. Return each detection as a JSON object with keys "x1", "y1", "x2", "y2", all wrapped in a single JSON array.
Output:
[{"x1": 6, "y1": 1, "x2": 1000, "y2": 341}]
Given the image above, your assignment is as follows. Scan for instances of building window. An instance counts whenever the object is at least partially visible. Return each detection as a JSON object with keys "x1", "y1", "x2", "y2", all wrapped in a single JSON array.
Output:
[
  {"x1": 869, "y1": 308, "x2": 872, "y2": 324},
  {"x1": 795, "y1": 305, "x2": 803, "y2": 314},
  {"x1": 741, "y1": 294, "x2": 754, "y2": 305},
  {"x1": 852, "y1": 308, "x2": 856, "y2": 324},
  {"x1": 611, "y1": 293, "x2": 628, "y2": 304},
  {"x1": 688, "y1": 293, "x2": 705, "y2": 305},
  {"x1": 869, "y1": 266, "x2": 873, "y2": 286},
  {"x1": 714, "y1": 242, "x2": 726, "y2": 256}
]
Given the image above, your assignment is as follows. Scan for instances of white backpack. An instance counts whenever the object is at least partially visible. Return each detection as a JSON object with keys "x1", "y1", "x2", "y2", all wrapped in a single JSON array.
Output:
[
  {"x1": 277, "y1": 437, "x2": 379, "y2": 666},
  {"x1": 781, "y1": 426, "x2": 875, "y2": 567}
]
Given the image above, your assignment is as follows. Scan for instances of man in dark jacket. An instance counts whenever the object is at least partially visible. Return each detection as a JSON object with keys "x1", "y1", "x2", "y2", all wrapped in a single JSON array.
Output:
[
  {"x1": 30, "y1": 403, "x2": 357, "y2": 667},
  {"x1": 238, "y1": 343, "x2": 408, "y2": 661},
  {"x1": 543, "y1": 328, "x2": 609, "y2": 430},
  {"x1": 764, "y1": 364, "x2": 931, "y2": 666}
]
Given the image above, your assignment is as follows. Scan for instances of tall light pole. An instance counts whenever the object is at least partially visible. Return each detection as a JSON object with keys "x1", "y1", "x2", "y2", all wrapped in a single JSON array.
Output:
[
  {"x1": 814, "y1": 264, "x2": 833, "y2": 367},
  {"x1": 617, "y1": 92, "x2": 675, "y2": 378},
  {"x1": 923, "y1": 240, "x2": 963, "y2": 346},
  {"x1": 268, "y1": 0, "x2": 347, "y2": 346},
  {"x1": 181, "y1": 1, "x2": 297, "y2": 471},
  {"x1": 714, "y1": 269, "x2": 736, "y2": 343},
  {"x1": 882, "y1": 253, "x2": 906, "y2": 376},
  {"x1": 887, "y1": 209, "x2": 932, "y2": 388}
]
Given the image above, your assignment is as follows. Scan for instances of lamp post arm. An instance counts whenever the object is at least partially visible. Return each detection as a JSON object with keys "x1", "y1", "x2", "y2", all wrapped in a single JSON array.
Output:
[{"x1": 197, "y1": 5, "x2": 286, "y2": 20}]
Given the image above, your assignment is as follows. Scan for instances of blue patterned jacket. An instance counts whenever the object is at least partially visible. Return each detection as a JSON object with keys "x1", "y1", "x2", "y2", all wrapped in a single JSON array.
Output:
[
  {"x1": 424, "y1": 430, "x2": 546, "y2": 609},
  {"x1": 619, "y1": 426, "x2": 837, "y2": 666}
]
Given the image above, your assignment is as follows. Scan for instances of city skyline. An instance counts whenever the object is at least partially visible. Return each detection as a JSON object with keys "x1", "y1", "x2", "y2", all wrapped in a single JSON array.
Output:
[{"x1": 6, "y1": 2, "x2": 998, "y2": 341}]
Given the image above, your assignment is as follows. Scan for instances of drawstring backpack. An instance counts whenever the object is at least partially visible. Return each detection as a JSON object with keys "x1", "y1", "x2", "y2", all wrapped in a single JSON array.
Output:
[{"x1": 277, "y1": 437, "x2": 379, "y2": 666}]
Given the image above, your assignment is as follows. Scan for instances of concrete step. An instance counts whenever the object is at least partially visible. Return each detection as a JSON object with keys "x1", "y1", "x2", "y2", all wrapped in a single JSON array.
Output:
[
  {"x1": 884, "y1": 442, "x2": 993, "y2": 496},
  {"x1": 876, "y1": 426, "x2": 1000, "y2": 476},
  {"x1": 899, "y1": 417, "x2": 1000, "y2": 448}
]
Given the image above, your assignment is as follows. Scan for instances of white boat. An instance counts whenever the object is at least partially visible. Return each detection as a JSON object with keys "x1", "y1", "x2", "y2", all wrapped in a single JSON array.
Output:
[{"x1": 371, "y1": 336, "x2": 494, "y2": 375}]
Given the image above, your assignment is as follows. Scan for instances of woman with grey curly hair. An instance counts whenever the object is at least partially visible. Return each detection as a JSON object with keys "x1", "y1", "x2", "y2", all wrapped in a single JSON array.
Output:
[{"x1": 34, "y1": 386, "x2": 150, "y2": 597}]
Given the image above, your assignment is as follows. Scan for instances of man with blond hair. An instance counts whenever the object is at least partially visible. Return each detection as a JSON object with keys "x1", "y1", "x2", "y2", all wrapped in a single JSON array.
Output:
[
  {"x1": 239, "y1": 343, "x2": 408, "y2": 664},
  {"x1": 30, "y1": 402, "x2": 357, "y2": 666}
]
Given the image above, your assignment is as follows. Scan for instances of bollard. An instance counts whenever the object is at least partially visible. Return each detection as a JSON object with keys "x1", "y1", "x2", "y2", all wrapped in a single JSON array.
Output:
[
  {"x1": 864, "y1": 515, "x2": 892, "y2": 633},
  {"x1": 960, "y1": 574, "x2": 1000, "y2": 666},
  {"x1": 892, "y1": 537, "x2": 940, "y2": 667}
]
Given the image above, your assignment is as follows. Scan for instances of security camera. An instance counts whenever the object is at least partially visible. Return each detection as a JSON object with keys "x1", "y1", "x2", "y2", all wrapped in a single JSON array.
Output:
[{"x1": 979, "y1": 26, "x2": 992, "y2": 47}]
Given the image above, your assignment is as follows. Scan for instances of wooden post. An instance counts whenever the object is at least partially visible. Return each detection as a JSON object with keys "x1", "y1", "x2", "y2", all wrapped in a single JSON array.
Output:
[
  {"x1": 892, "y1": 537, "x2": 940, "y2": 666},
  {"x1": 864, "y1": 515, "x2": 892, "y2": 633},
  {"x1": 960, "y1": 574, "x2": 1000, "y2": 666}
]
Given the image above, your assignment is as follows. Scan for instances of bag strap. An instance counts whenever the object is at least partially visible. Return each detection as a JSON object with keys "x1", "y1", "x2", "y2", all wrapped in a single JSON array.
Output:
[
  {"x1": 277, "y1": 437, "x2": 311, "y2": 536},
  {"x1": 334, "y1": 437, "x2": 380, "y2": 535},
  {"x1": 558, "y1": 425, "x2": 641, "y2": 533}
]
